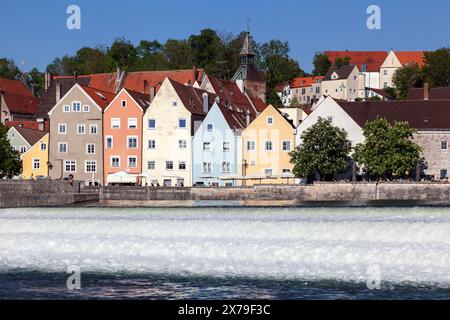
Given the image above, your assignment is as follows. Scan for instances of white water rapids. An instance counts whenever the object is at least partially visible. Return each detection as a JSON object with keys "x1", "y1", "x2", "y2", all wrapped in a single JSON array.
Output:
[{"x1": 0, "y1": 206, "x2": 449, "y2": 286}]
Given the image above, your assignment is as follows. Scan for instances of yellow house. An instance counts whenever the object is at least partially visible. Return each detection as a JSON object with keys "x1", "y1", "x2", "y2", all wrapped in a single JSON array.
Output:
[
  {"x1": 21, "y1": 133, "x2": 49, "y2": 179},
  {"x1": 242, "y1": 104, "x2": 297, "y2": 185}
]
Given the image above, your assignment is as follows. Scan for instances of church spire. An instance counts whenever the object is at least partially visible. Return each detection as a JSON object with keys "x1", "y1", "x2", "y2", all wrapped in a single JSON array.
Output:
[{"x1": 240, "y1": 32, "x2": 256, "y2": 57}]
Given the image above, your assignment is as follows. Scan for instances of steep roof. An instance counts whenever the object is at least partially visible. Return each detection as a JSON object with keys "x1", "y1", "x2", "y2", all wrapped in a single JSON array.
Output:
[
  {"x1": 290, "y1": 76, "x2": 324, "y2": 88},
  {"x1": 325, "y1": 51, "x2": 388, "y2": 72},
  {"x1": 0, "y1": 78, "x2": 39, "y2": 115},
  {"x1": 12, "y1": 126, "x2": 47, "y2": 146},
  {"x1": 323, "y1": 65, "x2": 357, "y2": 81},
  {"x1": 336, "y1": 99, "x2": 450, "y2": 130},
  {"x1": 4, "y1": 120, "x2": 45, "y2": 131},
  {"x1": 395, "y1": 51, "x2": 425, "y2": 67},
  {"x1": 240, "y1": 32, "x2": 256, "y2": 56},
  {"x1": 79, "y1": 85, "x2": 115, "y2": 110},
  {"x1": 407, "y1": 87, "x2": 450, "y2": 100},
  {"x1": 365, "y1": 87, "x2": 394, "y2": 99},
  {"x1": 168, "y1": 78, "x2": 217, "y2": 115},
  {"x1": 124, "y1": 89, "x2": 151, "y2": 112}
]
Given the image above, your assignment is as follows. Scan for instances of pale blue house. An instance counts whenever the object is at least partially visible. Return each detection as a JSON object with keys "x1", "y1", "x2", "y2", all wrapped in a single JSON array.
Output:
[{"x1": 192, "y1": 101, "x2": 250, "y2": 187}]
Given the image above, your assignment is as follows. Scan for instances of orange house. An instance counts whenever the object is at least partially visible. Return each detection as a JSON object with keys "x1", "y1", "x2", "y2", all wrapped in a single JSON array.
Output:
[{"x1": 103, "y1": 88, "x2": 150, "y2": 184}]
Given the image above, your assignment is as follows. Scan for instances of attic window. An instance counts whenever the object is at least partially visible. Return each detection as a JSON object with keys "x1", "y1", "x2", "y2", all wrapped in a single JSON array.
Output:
[
  {"x1": 424, "y1": 117, "x2": 430, "y2": 123},
  {"x1": 96, "y1": 92, "x2": 106, "y2": 100},
  {"x1": 121, "y1": 100, "x2": 127, "y2": 108}
]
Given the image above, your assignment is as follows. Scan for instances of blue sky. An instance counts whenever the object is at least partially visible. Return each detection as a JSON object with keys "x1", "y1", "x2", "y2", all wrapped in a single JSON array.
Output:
[{"x1": 1, "y1": 0, "x2": 449, "y2": 73}]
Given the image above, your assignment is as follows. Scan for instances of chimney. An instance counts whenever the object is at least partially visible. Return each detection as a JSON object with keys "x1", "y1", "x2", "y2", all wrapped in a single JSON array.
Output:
[
  {"x1": 143, "y1": 80, "x2": 148, "y2": 94},
  {"x1": 246, "y1": 111, "x2": 251, "y2": 127},
  {"x1": 56, "y1": 84, "x2": 62, "y2": 103},
  {"x1": 44, "y1": 72, "x2": 52, "y2": 91},
  {"x1": 149, "y1": 86, "x2": 155, "y2": 104},
  {"x1": 115, "y1": 67, "x2": 123, "y2": 93},
  {"x1": 73, "y1": 71, "x2": 78, "y2": 84},
  {"x1": 202, "y1": 92, "x2": 209, "y2": 113},
  {"x1": 38, "y1": 120, "x2": 44, "y2": 131},
  {"x1": 424, "y1": 83, "x2": 430, "y2": 100},
  {"x1": 192, "y1": 65, "x2": 198, "y2": 85}
]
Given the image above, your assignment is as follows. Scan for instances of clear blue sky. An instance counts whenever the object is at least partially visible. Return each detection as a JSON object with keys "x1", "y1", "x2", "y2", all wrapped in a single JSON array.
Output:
[{"x1": 1, "y1": 0, "x2": 449, "y2": 73}]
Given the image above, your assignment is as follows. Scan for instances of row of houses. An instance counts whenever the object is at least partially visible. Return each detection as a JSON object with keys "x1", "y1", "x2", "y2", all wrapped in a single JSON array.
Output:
[{"x1": 278, "y1": 50, "x2": 425, "y2": 106}]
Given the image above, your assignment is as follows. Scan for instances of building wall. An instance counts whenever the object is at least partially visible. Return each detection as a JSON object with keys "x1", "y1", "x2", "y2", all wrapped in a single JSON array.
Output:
[
  {"x1": 192, "y1": 103, "x2": 240, "y2": 187},
  {"x1": 48, "y1": 85, "x2": 104, "y2": 184},
  {"x1": 22, "y1": 134, "x2": 49, "y2": 179},
  {"x1": 279, "y1": 107, "x2": 308, "y2": 128},
  {"x1": 7, "y1": 127, "x2": 31, "y2": 154},
  {"x1": 380, "y1": 51, "x2": 402, "y2": 88},
  {"x1": 414, "y1": 131, "x2": 450, "y2": 179},
  {"x1": 244, "y1": 79, "x2": 266, "y2": 103},
  {"x1": 103, "y1": 90, "x2": 143, "y2": 184},
  {"x1": 321, "y1": 67, "x2": 360, "y2": 101},
  {"x1": 242, "y1": 105, "x2": 296, "y2": 185},
  {"x1": 142, "y1": 80, "x2": 197, "y2": 187},
  {"x1": 0, "y1": 94, "x2": 11, "y2": 124}
]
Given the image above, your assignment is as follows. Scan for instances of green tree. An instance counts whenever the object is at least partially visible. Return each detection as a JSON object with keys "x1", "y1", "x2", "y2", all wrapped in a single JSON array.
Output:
[
  {"x1": 392, "y1": 63, "x2": 423, "y2": 99},
  {"x1": 0, "y1": 124, "x2": 21, "y2": 178},
  {"x1": 107, "y1": 38, "x2": 138, "y2": 70},
  {"x1": 423, "y1": 48, "x2": 450, "y2": 87},
  {"x1": 312, "y1": 52, "x2": 331, "y2": 76},
  {"x1": 290, "y1": 118, "x2": 352, "y2": 181},
  {"x1": 354, "y1": 118, "x2": 421, "y2": 180},
  {"x1": 0, "y1": 58, "x2": 19, "y2": 79},
  {"x1": 28, "y1": 68, "x2": 45, "y2": 96},
  {"x1": 163, "y1": 39, "x2": 193, "y2": 69},
  {"x1": 290, "y1": 97, "x2": 299, "y2": 107},
  {"x1": 334, "y1": 56, "x2": 350, "y2": 67},
  {"x1": 188, "y1": 29, "x2": 223, "y2": 75}
]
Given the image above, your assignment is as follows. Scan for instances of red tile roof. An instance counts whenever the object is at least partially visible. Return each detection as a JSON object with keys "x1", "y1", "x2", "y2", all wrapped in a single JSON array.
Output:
[
  {"x1": 168, "y1": 78, "x2": 217, "y2": 116},
  {"x1": 290, "y1": 76, "x2": 324, "y2": 88},
  {"x1": 324, "y1": 51, "x2": 388, "y2": 72},
  {"x1": 394, "y1": 51, "x2": 425, "y2": 67},
  {"x1": 124, "y1": 89, "x2": 151, "y2": 112},
  {"x1": 80, "y1": 86, "x2": 115, "y2": 110},
  {"x1": 0, "y1": 78, "x2": 39, "y2": 115},
  {"x1": 407, "y1": 87, "x2": 450, "y2": 100},
  {"x1": 5, "y1": 120, "x2": 43, "y2": 131}
]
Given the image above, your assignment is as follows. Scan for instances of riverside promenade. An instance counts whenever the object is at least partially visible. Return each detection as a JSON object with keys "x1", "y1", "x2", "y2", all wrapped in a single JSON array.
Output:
[{"x1": 2, "y1": 180, "x2": 450, "y2": 208}]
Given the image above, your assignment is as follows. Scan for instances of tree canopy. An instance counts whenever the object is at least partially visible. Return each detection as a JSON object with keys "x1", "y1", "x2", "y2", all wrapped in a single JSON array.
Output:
[
  {"x1": 423, "y1": 47, "x2": 450, "y2": 87},
  {"x1": 0, "y1": 125, "x2": 21, "y2": 178},
  {"x1": 312, "y1": 53, "x2": 331, "y2": 76},
  {"x1": 353, "y1": 118, "x2": 421, "y2": 179},
  {"x1": 392, "y1": 63, "x2": 424, "y2": 99},
  {"x1": 290, "y1": 118, "x2": 352, "y2": 181}
]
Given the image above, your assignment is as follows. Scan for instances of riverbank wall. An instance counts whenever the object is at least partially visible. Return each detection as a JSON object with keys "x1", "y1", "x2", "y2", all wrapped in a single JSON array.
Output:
[{"x1": 2, "y1": 181, "x2": 450, "y2": 208}]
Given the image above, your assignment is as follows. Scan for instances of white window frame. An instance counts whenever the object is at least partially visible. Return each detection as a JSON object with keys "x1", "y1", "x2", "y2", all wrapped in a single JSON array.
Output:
[
  {"x1": 128, "y1": 118, "x2": 137, "y2": 129},
  {"x1": 178, "y1": 140, "x2": 187, "y2": 149},
  {"x1": 32, "y1": 158, "x2": 40, "y2": 170},
  {"x1": 178, "y1": 118, "x2": 187, "y2": 129},
  {"x1": 127, "y1": 136, "x2": 138, "y2": 149},
  {"x1": 265, "y1": 141, "x2": 273, "y2": 151},
  {"x1": 282, "y1": 141, "x2": 291, "y2": 151},
  {"x1": 83, "y1": 105, "x2": 90, "y2": 113},
  {"x1": 63, "y1": 105, "x2": 70, "y2": 112},
  {"x1": 105, "y1": 136, "x2": 113, "y2": 149},
  {"x1": 19, "y1": 146, "x2": 27, "y2": 154},
  {"x1": 58, "y1": 142, "x2": 68, "y2": 153},
  {"x1": 267, "y1": 117, "x2": 274, "y2": 125},
  {"x1": 72, "y1": 101, "x2": 81, "y2": 112},
  {"x1": 86, "y1": 143, "x2": 95, "y2": 155},
  {"x1": 111, "y1": 118, "x2": 121, "y2": 129},
  {"x1": 178, "y1": 161, "x2": 187, "y2": 170},
  {"x1": 247, "y1": 141, "x2": 255, "y2": 151},
  {"x1": 127, "y1": 156, "x2": 138, "y2": 168},
  {"x1": 77, "y1": 124, "x2": 86, "y2": 135},
  {"x1": 110, "y1": 156, "x2": 120, "y2": 168},
  {"x1": 64, "y1": 160, "x2": 77, "y2": 173},
  {"x1": 90, "y1": 124, "x2": 98, "y2": 135},
  {"x1": 40, "y1": 142, "x2": 47, "y2": 151},
  {"x1": 222, "y1": 161, "x2": 231, "y2": 173},
  {"x1": 202, "y1": 162, "x2": 212, "y2": 174},
  {"x1": 223, "y1": 141, "x2": 231, "y2": 152},
  {"x1": 148, "y1": 118, "x2": 156, "y2": 130},
  {"x1": 147, "y1": 161, "x2": 156, "y2": 170},
  {"x1": 165, "y1": 161, "x2": 174, "y2": 171},
  {"x1": 58, "y1": 123, "x2": 67, "y2": 135},
  {"x1": 148, "y1": 140, "x2": 156, "y2": 150},
  {"x1": 84, "y1": 160, "x2": 97, "y2": 173}
]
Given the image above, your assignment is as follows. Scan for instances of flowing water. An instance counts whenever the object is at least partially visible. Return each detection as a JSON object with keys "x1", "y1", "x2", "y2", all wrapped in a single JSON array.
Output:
[{"x1": 0, "y1": 203, "x2": 449, "y2": 299}]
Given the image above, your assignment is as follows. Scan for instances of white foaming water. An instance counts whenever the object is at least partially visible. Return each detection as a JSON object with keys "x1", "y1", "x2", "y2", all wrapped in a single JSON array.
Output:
[{"x1": 0, "y1": 206, "x2": 449, "y2": 286}]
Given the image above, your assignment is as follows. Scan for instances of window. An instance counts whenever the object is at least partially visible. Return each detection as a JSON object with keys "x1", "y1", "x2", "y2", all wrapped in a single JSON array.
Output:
[
  {"x1": 265, "y1": 169, "x2": 273, "y2": 176},
  {"x1": 166, "y1": 161, "x2": 174, "y2": 170},
  {"x1": 247, "y1": 141, "x2": 255, "y2": 151},
  {"x1": 315, "y1": 87, "x2": 320, "y2": 94},
  {"x1": 86, "y1": 144, "x2": 95, "y2": 154},
  {"x1": 90, "y1": 124, "x2": 98, "y2": 135},
  {"x1": 128, "y1": 136, "x2": 138, "y2": 149},
  {"x1": 179, "y1": 161, "x2": 187, "y2": 170},
  {"x1": 440, "y1": 169, "x2": 448, "y2": 179},
  {"x1": 128, "y1": 118, "x2": 137, "y2": 129},
  {"x1": 58, "y1": 142, "x2": 68, "y2": 153},
  {"x1": 203, "y1": 162, "x2": 212, "y2": 173},
  {"x1": 148, "y1": 119, "x2": 156, "y2": 129},
  {"x1": 77, "y1": 124, "x2": 85, "y2": 135},
  {"x1": 223, "y1": 142, "x2": 231, "y2": 152},
  {"x1": 327, "y1": 116, "x2": 333, "y2": 123},
  {"x1": 441, "y1": 141, "x2": 448, "y2": 150},
  {"x1": 64, "y1": 160, "x2": 76, "y2": 172},
  {"x1": 384, "y1": 82, "x2": 388, "y2": 88},
  {"x1": 207, "y1": 123, "x2": 214, "y2": 132},
  {"x1": 384, "y1": 70, "x2": 388, "y2": 76},
  {"x1": 203, "y1": 142, "x2": 211, "y2": 151},
  {"x1": 178, "y1": 118, "x2": 187, "y2": 129},
  {"x1": 40, "y1": 142, "x2": 47, "y2": 151},
  {"x1": 105, "y1": 136, "x2": 113, "y2": 149},
  {"x1": 85, "y1": 160, "x2": 96, "y2": 173},
  {"x1": 111, "y1": 157, "x2": 120, "y2": 168},
  {"x1": 148, "y1": 140, "x2": 156, "y2": 149},
  {"x1": 178, "y1": 140, "x2": 187, "y2": 149},
  {"x1": 128, "y1": 157, "x2": 137, "y2": 168},
  {"x1": 111, "y1": 118, "x2": 120, "y2": 129},
  {"x1": 282, "y1": 169, "x2": 291, "y2": 173},
  {"x1": 222, "y1": 162, "x2": 231, "y2": 173},
  {"x1": 172, "y1": 101, "x2": 177, "y2": 107},
  {"x1": 72, "y1": 101, "x2": 81, "y2": 112},
  {"x1": 83, "y1": 105, "x2": 90, "y2": 113},
  {"x1": 58, "y1": 123, "x2": 67, "y2": 134},
  {"x1": 33, "y1": 158, "x2": 40, "y2": 170},
  {"x1": 63, "y1": 105, "x2": 70, "y2": 112},
  {"x1": 19, "y1": 146, "x2": 27, "y2": 154},
  {"x1": 282, "y1": 141, "x2": 291, "y2": 151},
  {"x1": 177, "y1": 178, "x2": 185, "y2": 186},
  {"x1": 265, "y1": 141, "x2": 273, "y2": 151},
  {"x1": 147, "y1": 161, "x2": 156, "y2": 170},
  {"x1": 121, "y1": 100, "x2": 127, "y2": 108},
  {"x1": 267, "y1": 117, "x2": 274, "y2": 124}
]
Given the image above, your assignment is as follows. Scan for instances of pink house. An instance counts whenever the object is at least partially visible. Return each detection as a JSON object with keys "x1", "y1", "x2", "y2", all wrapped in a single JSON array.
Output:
[{"x1": 103, "y1": 88, "x2": 150, "y2": 184}]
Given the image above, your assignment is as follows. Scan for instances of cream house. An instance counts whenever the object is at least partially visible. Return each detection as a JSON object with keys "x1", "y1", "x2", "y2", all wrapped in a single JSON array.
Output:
[
  {"x1": 321, "y1": 65, "x2": 360, "y2": 101},
  {"x1": 142, "y1": 78, "x2": 215, "y2": 187},
  {"x1": 380, "y1": 50, "x2": 425, "y2": 88}
]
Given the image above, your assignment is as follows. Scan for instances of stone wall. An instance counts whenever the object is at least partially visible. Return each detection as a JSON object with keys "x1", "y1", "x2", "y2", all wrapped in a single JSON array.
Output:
[{"x1": 414, "y1": 131, "x2": 450, "y2": 179}]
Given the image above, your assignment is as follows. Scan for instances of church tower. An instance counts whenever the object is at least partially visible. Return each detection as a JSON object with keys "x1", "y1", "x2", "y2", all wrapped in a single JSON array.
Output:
[{"x1": 232, "y1": 32, "x2": 266, "y2": 102}]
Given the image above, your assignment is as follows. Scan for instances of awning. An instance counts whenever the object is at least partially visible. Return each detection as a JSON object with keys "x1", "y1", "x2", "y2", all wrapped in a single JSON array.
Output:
[{"x1": 107, "y1": 171, "x2": 138, "y2": 184}]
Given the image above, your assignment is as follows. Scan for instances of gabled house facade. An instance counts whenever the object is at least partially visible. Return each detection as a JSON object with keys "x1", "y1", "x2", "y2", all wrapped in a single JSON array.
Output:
[
  {"x1": 47, "y1": 83, "x2": 114, "y2": 185},
  {"x1": 7, "y1": 126, "x2": 33, "y2": 154},
  {"x1": 380, "y1": 51, "x2": 425, "y2": 88},
  {"x1": 321, "y1": 65, "x2": 361, "y2": 101},
  {"x1": 103, "y1": 88, "x2": 150, "y2": 184},
  {"x1": 21, "y1": 133, "x2": 49, "y2": 179},
  {"x1": 142, "y1": 78, "x2": 216, "y2": 187},
  {"x1": 242, "y1": 104, "x2": 296, "y2": 185}
]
